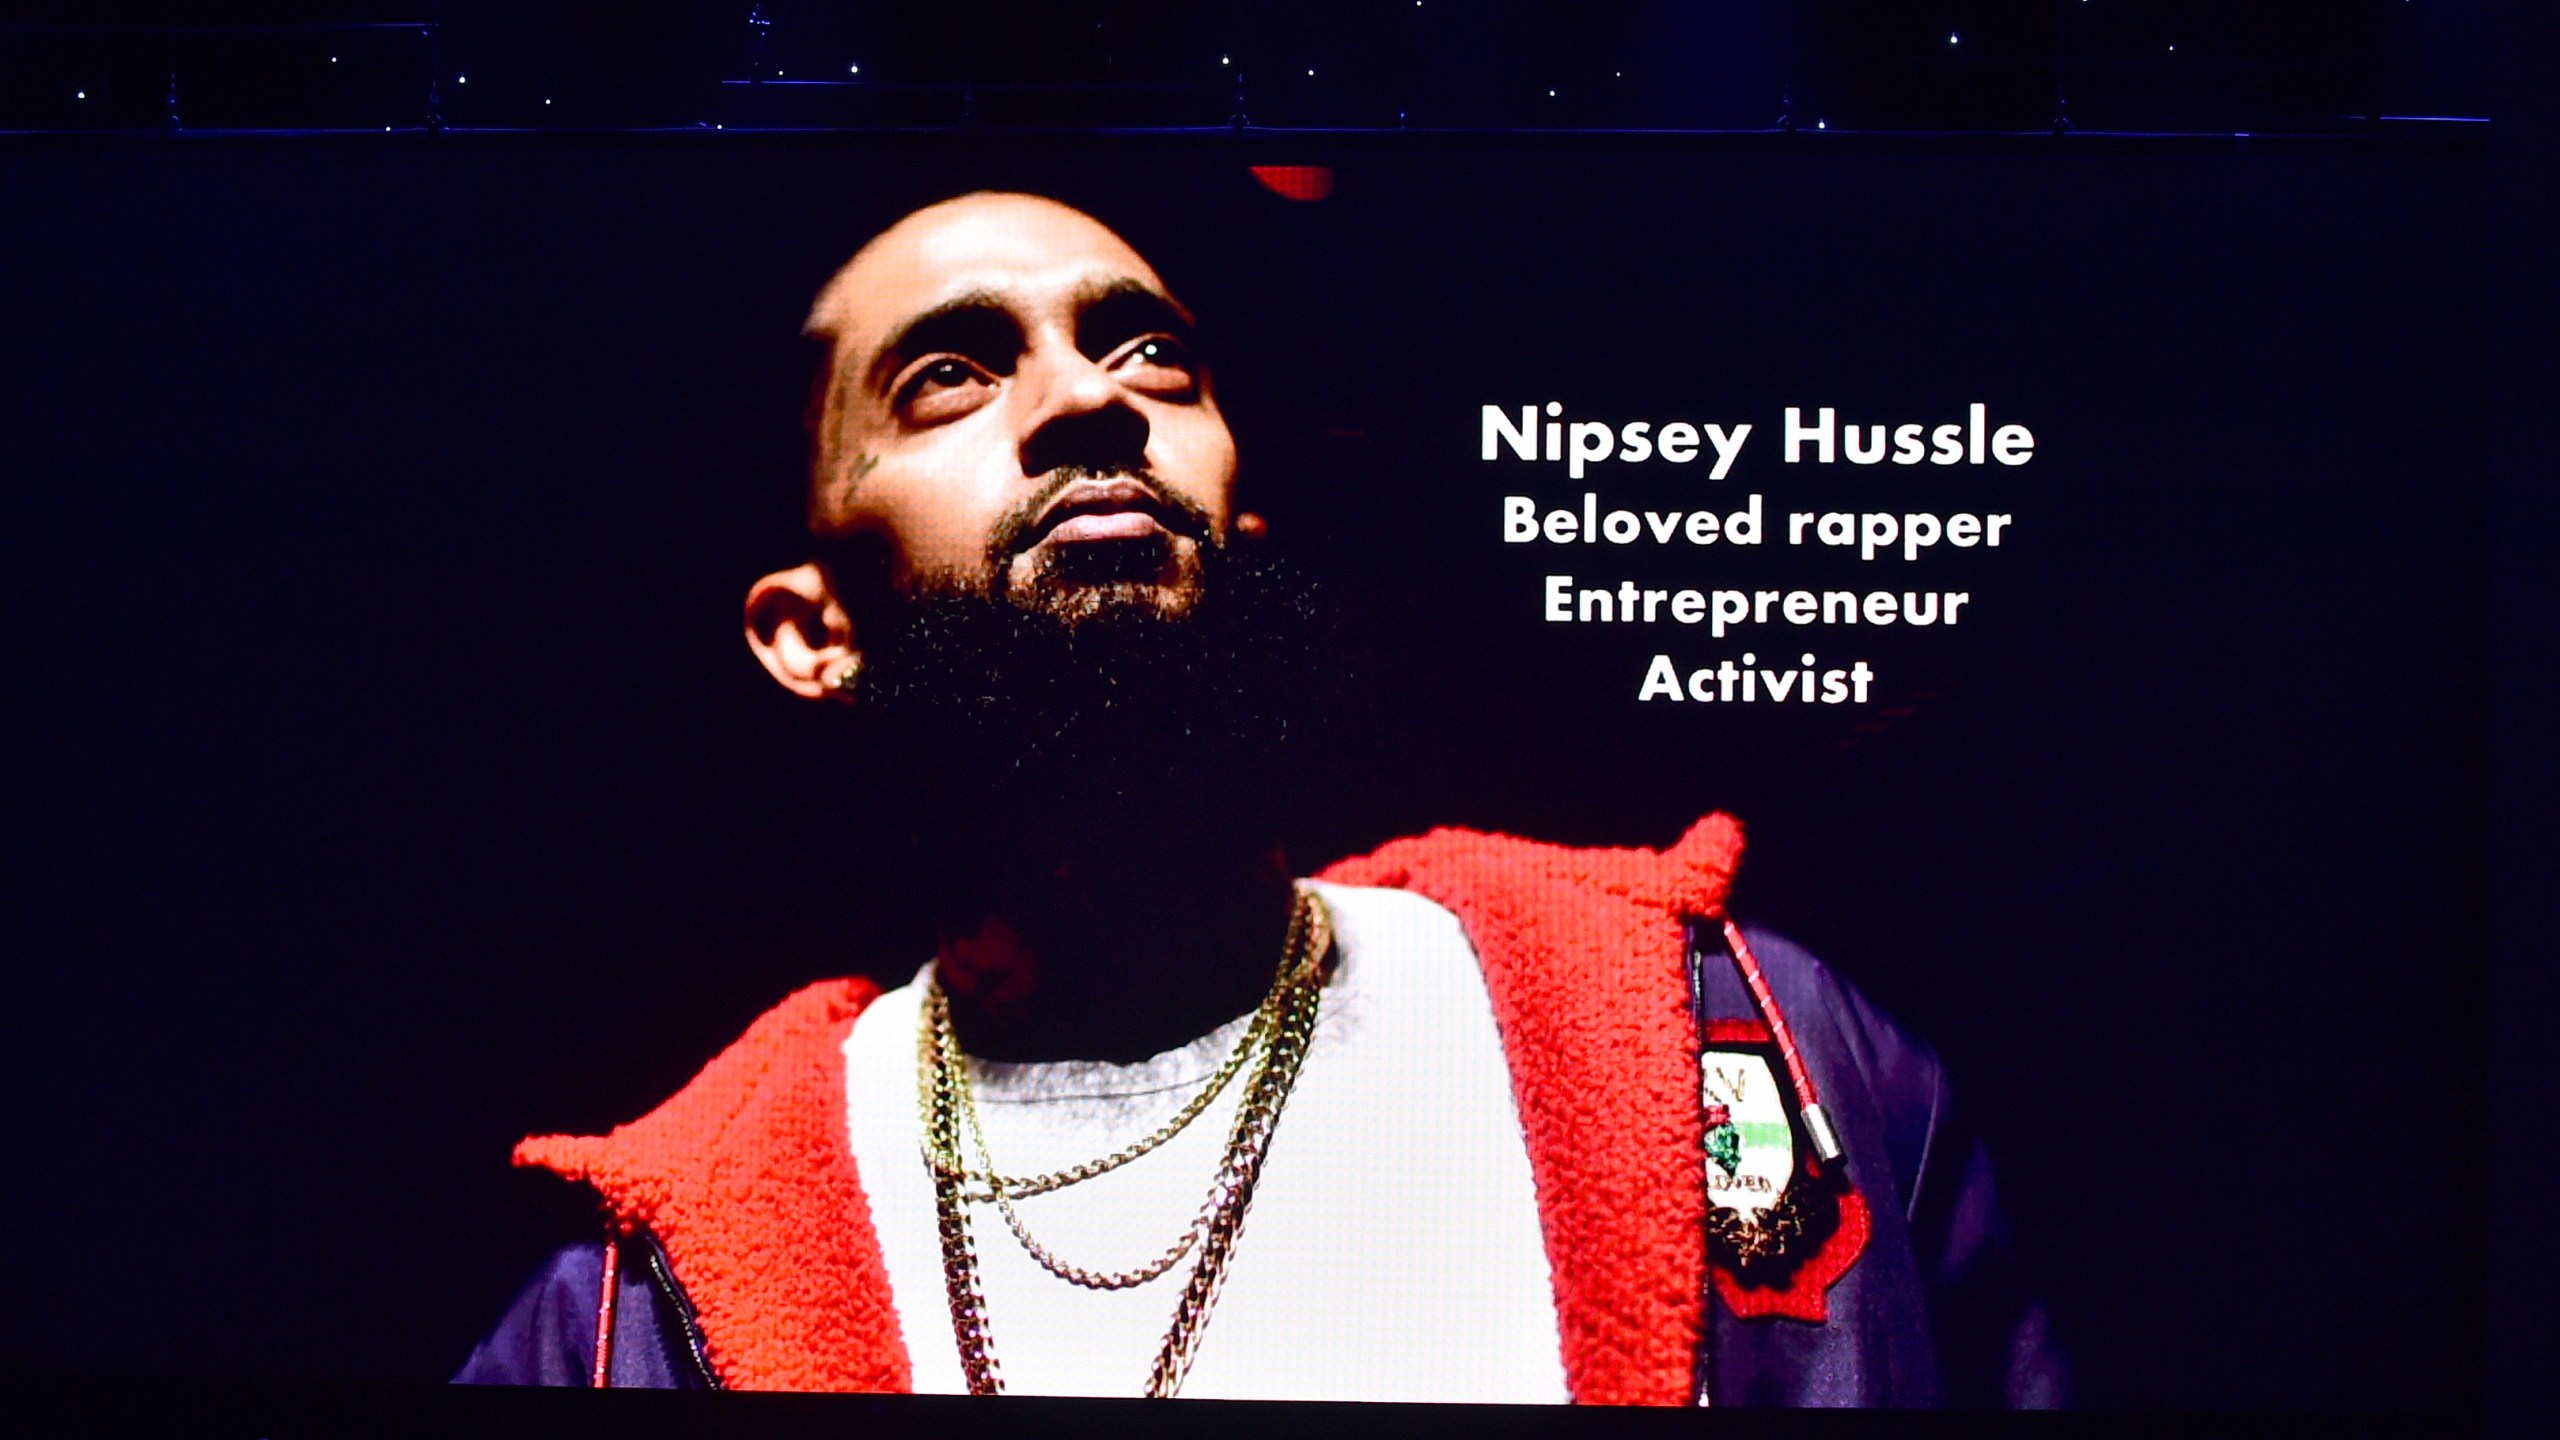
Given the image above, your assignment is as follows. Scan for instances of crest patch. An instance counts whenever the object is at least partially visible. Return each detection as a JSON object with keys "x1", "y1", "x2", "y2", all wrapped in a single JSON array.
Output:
[{"x1": 1699, "y1": 1050, "x2": 1793, "y2": 1223}]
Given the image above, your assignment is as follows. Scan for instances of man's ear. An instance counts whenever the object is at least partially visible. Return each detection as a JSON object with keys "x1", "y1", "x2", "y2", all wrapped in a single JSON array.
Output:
[{"x1": 745, "y1": 562, "x2": 862, "y2": 700}]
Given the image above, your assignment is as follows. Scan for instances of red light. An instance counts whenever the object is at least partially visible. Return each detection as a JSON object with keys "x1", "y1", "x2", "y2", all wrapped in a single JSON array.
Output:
[{"x1": 1248, "y1": 165, "x2": 1335, "y2": 202}]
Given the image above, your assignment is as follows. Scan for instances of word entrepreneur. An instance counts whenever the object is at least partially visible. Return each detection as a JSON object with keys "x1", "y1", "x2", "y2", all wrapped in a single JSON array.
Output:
[{"x1": 1544, "y1": 580, "x2": 1969, "y2": 635}]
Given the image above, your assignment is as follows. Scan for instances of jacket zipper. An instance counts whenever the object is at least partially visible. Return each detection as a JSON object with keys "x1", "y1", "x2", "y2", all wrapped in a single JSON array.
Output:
[{"x1": 634, "y1": 1227, "x2": 724, "y2": 1389}]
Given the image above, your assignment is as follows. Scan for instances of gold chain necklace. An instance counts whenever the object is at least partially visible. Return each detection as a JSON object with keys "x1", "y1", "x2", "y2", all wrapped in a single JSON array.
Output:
[
  {"x1": 923, "y1": 976, "x2": 1279, "y2": 1204},
  {"x1": 930, "y1": 987, "x2": 1217, "y2": 1289},
  {"x1": 917, "y1": 883, "x2": 1332, "y2": 1398}
]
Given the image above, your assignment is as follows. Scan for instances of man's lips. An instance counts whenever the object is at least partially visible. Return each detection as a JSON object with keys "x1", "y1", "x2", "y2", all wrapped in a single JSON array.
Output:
[
  {"x1": 1043, "y1": 510, "x2": 1168, "y2": 544},
  {"x1": 1018, "y1": 476, "x2": 1191, "y2": 552}
]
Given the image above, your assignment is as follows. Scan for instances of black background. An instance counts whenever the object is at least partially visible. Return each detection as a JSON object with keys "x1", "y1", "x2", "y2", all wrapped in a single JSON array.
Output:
[
  {"x1": 0, "y1": 133, "x2": 2488, "y2": 1408},
  {"x1": 0, "y1": 2, "x2": 2487, "y2": 133}
]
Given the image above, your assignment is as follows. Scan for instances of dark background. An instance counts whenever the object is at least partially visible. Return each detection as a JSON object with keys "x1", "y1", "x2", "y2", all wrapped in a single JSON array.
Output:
[
  {"x1": 0, "y1": 2, "x2": 2489, "y2": 133},
  {"x1": 0, "y1": 133, "x2": 2489, "y2": 1409}
]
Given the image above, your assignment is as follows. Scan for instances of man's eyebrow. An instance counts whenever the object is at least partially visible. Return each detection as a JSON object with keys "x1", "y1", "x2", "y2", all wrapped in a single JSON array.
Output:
[
  {"x1": 1073, "y1": 277, "x2": 1198, "y2": 354},
  {"x1": 863, "y1": 289, "x2": 1024, "y2": 394}
]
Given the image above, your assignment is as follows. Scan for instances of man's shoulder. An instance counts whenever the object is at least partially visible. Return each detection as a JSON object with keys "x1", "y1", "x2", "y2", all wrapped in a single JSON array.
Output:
[
  {"x1": 1317, "y1": 817, "x2": 1933, "y2": 1092},
  {"x1": 1324, "y1": 825, "x2": 1951, "y2": 1187},
  {"x1": 455, "y1": 1243, "x2": 606, "y2": 1386},
  {"x1": 1306, "y1": 878, "x2": 1474, "y2": 943},
  {"x1": 1720, "y1": 923, "x2": 1953, "y2": 1209},
  {"x1": 517, "y1": 979, "x2": 879, "y2": 1164},
  {"x1": 1320, "y1": 813, "x2": 1745, "y2": 922},
  {"x1": 1729, "y1": 924, "x2": 1943, "y2": 1085}
]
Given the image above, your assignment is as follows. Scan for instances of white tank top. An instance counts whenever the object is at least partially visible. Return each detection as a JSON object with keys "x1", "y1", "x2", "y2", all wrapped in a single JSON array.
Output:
[{"x1": 837, "y1": 882, "x2": 1570, "y2": 1402}]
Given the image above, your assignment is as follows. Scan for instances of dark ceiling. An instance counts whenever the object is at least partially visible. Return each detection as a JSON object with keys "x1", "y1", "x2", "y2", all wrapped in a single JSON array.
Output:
[{"x1": 0, "y1": 2, "x2": 2492, "y2": 135}]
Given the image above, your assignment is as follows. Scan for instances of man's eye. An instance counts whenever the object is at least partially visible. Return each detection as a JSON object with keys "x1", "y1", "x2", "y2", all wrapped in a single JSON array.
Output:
[
  {"x1": 915, "y1": 358, "x2": 983, "y2": 392},
  {"x1": 1116, "y1": 336, "x2": 1197, "y2": 390},
  {"x1": 896, "y1": 357, "x2": 996, "y2": 420}
]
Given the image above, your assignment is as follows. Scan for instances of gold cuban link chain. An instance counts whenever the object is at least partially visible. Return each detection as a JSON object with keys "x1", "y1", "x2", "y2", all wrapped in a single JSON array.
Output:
[{"x1": 917, "y1": 882, "x2": 1332, "y2": 1398}]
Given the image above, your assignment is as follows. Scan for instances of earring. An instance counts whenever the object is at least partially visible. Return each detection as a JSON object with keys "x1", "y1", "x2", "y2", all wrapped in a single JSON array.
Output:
[{"x1": 830, "y1": 657, "x2": 862, "y2": 699}]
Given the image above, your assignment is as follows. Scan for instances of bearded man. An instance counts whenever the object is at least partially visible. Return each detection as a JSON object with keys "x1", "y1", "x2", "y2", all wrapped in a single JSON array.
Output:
[{"x1": 456, "y1": 192, "x2": 2064, "y2": 1407}]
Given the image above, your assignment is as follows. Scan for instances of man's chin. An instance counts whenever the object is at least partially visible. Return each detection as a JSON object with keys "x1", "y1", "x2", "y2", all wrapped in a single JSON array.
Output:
[
  {"x1": 1006, "y1": 578, "x2": 1201, "y2": 625},
  {"x1": 844, "y1": 536, "x2": 1336, "y2": 878},
  {"x1": 1003, "y1": 542, "x2": 1209, "y2": 624}
]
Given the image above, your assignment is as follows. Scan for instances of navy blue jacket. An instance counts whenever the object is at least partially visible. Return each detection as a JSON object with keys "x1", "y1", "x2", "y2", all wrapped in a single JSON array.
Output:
[{"x1": 460, "y1": 918, "x2": 2065, "y2": 1406}]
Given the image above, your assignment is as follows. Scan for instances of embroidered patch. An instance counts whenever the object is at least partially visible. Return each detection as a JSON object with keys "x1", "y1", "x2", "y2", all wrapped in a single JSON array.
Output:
[
  {"x1": 1712, "y1": 1182, "x2": 1870, "y2": 1324},
  {"x1": 1696, "y1": 1020, "x2": 1869, "y2": 1323},
  {"x1": 1698, "y1": 1050, "x2": 1792, "y2": 1224},
  {"x1": 1704, "y1": 1106, "x2": 1741, "y2": 1177}
]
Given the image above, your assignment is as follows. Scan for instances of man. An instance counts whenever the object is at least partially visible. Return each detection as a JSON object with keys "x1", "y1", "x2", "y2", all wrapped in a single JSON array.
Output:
[{"x1": 457, "y1": 192, "x2": 2064, "y2": 1406}]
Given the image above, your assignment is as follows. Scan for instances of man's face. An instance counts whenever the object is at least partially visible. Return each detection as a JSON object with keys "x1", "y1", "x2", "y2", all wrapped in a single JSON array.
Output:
[{"x1": 807, "y1": 193, "x2": 1236, "y2": 619}]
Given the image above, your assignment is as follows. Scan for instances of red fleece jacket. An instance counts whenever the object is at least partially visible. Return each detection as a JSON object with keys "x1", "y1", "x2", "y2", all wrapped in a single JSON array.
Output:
[{"x1": 519, "y1": 813, "x2": 1784, "y2": 1404}]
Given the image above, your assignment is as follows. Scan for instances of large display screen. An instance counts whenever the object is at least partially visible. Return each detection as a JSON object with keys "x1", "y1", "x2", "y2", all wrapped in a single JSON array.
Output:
[{"x1": 1, "y1": 134, "x2": 2487, "y2": 1426}]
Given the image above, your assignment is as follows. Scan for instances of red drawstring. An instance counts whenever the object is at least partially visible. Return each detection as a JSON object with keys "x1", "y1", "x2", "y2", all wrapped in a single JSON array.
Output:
[
  {"x1": 591, "y1": 1234, "x2": 621, "y2": 1388},
  {"x1": 1722, "y1": 918, "x2": 1845, "y2": 1165}
]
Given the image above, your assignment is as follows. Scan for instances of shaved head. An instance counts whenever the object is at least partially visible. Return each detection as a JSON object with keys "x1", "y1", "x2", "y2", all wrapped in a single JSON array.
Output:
[{"x1": 807, "y1": 193, "x2": 1173, "y2": 376}]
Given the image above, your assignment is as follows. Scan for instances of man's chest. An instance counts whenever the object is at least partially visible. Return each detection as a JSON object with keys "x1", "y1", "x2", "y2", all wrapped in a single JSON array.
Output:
[{"x1": 839, "y1": 885, "x2": 1571, "y2": 1402}]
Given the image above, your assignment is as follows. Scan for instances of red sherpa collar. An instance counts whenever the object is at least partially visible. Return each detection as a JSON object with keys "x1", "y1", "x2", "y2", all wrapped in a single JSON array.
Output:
[
  {"x1": 517, "y1": 813, "x2": 1743, "y2": 1403},
  {"x1": 1320, "y1": 812, "x2": 1740, "y2": 1405}
]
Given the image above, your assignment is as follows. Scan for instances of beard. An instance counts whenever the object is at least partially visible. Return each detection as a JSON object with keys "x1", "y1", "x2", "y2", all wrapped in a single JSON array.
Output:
[
  {"x1": 983, "y1": 466, "x2": 1220, "y2": 626},
  {"x1": 840, "y1": 538, "x2": 1338, "y2": 935}
]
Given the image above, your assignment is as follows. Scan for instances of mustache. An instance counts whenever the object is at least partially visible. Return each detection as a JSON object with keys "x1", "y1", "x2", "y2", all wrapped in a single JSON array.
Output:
[{"x1": 984, "y1": 467, "x2": 1217, "y2": 562}]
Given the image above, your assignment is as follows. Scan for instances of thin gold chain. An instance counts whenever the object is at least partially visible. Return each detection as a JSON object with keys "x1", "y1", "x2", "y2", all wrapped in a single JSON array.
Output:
[
  {"x1": 918, "y1": 883, "x2": 1331, "y2": 1397},
  {"x1": 931, "y1": 987, "x2": 1211, "y2": 1289},
  {"x1": 920, "y1": 887, "x2": 1325, "y2": 1212},
  {"x1": 922, "y1": 974, "x2": 1280, "y2": 1203},
  {"x1": 925, "y1": 891, "x2": 1327, "y2": 1289},
  {"x1": 1145, "y1": 936, "x2": 1322, "y2": 1398}
]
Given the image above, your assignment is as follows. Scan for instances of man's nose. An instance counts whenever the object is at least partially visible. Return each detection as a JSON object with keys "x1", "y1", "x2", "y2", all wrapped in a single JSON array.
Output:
[{"x1": 1017, "y1": 343, "x2": 1151, "y2": 479}]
